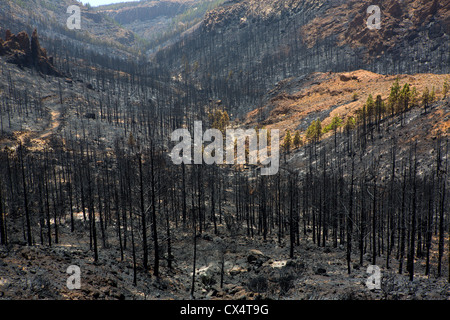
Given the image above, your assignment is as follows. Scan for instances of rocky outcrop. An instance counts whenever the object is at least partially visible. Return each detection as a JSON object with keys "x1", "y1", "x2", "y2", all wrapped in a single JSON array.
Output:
[{"x1": 0, "y1": 29, "x2": 61, "y2": 77}]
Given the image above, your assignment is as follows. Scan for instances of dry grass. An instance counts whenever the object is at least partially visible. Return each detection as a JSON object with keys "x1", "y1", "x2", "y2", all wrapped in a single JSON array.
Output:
[{"x1": 244, "y1": 70, "x2": 450, "y2": 141}]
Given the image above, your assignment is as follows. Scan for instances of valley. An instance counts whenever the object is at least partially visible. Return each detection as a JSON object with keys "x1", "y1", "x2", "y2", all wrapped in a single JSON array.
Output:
[{"x1": 0, "y1": 0, "x2": 448, "y2": 302}]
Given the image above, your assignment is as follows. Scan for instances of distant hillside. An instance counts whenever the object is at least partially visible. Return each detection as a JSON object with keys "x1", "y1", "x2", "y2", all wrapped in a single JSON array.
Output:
[
  {"x1": 0, "y1": 0, "x2": 231, "y2": 65},
  {"x1": 0, "y1": 0, "x2": 142, "y2": 53},
  {"x1": 96, "y1": 0, "x2": 227, "y2": 52}
]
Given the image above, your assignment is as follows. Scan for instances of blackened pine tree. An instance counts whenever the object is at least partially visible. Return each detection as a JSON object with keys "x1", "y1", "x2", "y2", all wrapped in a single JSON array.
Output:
[
  {"x1": 19, "y1": 144, "x2": 32, "y2": 246},
  {"x1": 0, "y1": 170, "x2": 5, "y2": 245},
  {"x1": 347, "y1": 156, "x2": 355, "y2": 274},
  {"x1": 437, "y1": 138, "x2": 447, "y2": 278},
  {"x1": 138, "y1": 153, "x2": 148, "y2": 271},
  {"x1": 150, "y1": 142, "x2": 159, "y2": 278}
]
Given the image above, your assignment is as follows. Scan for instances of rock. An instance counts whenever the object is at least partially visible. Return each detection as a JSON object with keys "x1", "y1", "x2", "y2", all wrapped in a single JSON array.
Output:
[
  {"x1": 316, "y1": 268, "x2": 327, "y2": 275},
  {"x1": 16, "y1": 32, "x2": 31, "y2": 56},
  {"x1": 229, "y1": 265, "x2": 246, "y2": 276},
  {"x1": 247, "y1": 249, "x2": 269, "y2": 267},
  {"x1": 249, "y1": 249, "x2": 264, "y2": 256},
  {"x1": 1, "y1": 29, "x2": 61, "y2": 76}
]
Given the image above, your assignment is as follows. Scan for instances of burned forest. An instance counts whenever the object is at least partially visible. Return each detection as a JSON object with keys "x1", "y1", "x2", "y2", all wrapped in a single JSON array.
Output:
[{"x1": 0, "y1": 0, "x2": 449, "y2": 302}]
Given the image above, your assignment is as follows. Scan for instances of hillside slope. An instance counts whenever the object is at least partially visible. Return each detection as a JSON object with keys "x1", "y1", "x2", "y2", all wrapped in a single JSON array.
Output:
[
  {"x1": 244, "y1": 70, "x2": 449, "y2": 135},
  {"x1": 242, "y1": 69, "x2": 449, "y2": 174},
  {"x1": 154, "y1": 0, "x2": 450, "y2": 114}
]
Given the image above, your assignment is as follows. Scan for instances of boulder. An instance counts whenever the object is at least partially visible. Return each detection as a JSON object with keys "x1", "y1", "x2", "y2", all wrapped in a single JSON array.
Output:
[
  {"x1": 229, "y1": 265, "x2": 246, "y2": 276},
  {"x1": 247, "y1": 249, "x2": 269, "y2": 266},
  {"x1": 315, "y1": 267, "x2": 327, "y2": 275}
]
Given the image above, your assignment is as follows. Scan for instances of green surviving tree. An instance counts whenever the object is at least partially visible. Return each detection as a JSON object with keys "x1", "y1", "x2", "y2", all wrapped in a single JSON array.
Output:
[
  {"x1": 283, "y1": 130, "x2": 292, "y2": 154},
  {"x1": 344, "y1": 116, "x2": 356, "y2": 134},
  {"x1": 366, "y1": 94, "x2": 375, "y2": 123},
  {"x1": 306, "y1": 119, "x2": 322, "y2": 144},
  {"x1": 410, "y1": 87, "x2": 419, "y2": 108},
  {"x1": 293, "y1": 131, "x2": 302, "y2": 149},
  {"x1": 398, "y1": 83, "x2": 411, "y2": 114},
  {"x1": 422, "y1": 87, "x2": 430, "y2": 113},
  {"x1": 443, "y1": 79, "x2": 449, "y2": 98},
  {"x1": 330, "y1": 115, "x2": 343, "y2": 131},
  {"x1": 328, "y1": 115, "x2": 343, "y2": 150},
  {"x1": 388, "y1": 77, "x2": 401, "y2": 116},
  {"x1": 430, "y1": 86, "x2": 436, "y2": 103},
  {"x1": 374, "y1": 95, "x2": 385, "y2": 131}
]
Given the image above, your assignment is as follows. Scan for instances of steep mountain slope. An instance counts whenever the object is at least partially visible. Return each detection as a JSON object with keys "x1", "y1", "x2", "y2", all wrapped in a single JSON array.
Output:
[
  {"x1": 0, "y1": 0, "x2": 449, "y2": 304},
  {"x1": 154, "y1": 0, "x2": 450, "y2": 115},
  {"x1": 244, "y1": 70, "x2": 449, "y2": 136},
  {"x1": 301, "y1": 0, "x2": 450, "y2": 64},
  {"x1": 242, "y1": 69, "x2": 450, "y2": 175}
]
